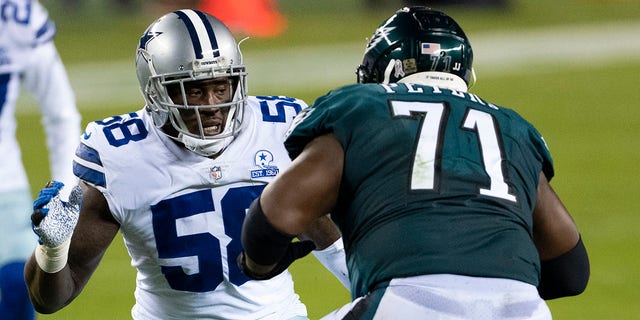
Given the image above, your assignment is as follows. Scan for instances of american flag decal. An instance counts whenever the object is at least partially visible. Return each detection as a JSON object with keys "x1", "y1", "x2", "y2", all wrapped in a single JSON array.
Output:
[{"x1": 421, "y1": 43, "x2": 441, "y2": 54}]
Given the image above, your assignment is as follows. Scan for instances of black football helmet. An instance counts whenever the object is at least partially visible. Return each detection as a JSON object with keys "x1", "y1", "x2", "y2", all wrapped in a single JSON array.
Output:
[{"x1": 357, "y1": 7, "x2": 474, "y2": 90}]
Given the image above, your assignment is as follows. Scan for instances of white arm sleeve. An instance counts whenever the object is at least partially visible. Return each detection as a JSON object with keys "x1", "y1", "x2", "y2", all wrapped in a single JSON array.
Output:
[
  {"x1": 312, "y1": 237, "x2": 351, "y2": 290},
  {"x1": 22, "y1": 41, "x2": 81, "y2": 196}
]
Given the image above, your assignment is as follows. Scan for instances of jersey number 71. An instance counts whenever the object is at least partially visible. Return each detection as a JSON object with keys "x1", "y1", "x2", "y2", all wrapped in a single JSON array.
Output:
[{"x1": 391, "y1": 101, "x2": 517, "y2": 203}]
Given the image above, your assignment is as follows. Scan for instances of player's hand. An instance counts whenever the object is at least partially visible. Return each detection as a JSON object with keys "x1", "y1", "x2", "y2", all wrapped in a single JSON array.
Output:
[
  {"x1": 32, "y1": 181, "x2": 82, "y2": 248},
  {"x1": 238, "y1": 240, "x2": 316, "y2": 280}
]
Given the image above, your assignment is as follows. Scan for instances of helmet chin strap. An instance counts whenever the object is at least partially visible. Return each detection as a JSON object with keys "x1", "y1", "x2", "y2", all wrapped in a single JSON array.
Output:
[
  {"x1": 179, "y1": 133, "x2": 235, "y2": 157},
  {"x1": 398, "y1": 71, "x2": 469, "y2": 92}
]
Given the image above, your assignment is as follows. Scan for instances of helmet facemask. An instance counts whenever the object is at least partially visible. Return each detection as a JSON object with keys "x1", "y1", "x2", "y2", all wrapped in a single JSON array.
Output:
[{"x1": 145, "y1": 62, "x2": 247, "y2": 156}]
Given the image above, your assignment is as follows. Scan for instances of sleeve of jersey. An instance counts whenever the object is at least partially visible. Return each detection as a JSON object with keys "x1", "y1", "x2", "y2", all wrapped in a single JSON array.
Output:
[
  {"x1": 284, "y1": 87, "x2": 356, "y2": 160},
  {"x1": 8, "y1": 0, "x2": 56, "y2": 46},
  {"x1": 23, "y1": 41, "x2": 81, "y2": 189},
  {"x1": 528, "y1": 124, "x2": 555, "y2": 181},
  {"x1": 72, "y1": 122, "x2": 108, "y2": 191},
  {"x1": 285, "y1": 112, "x2": 329, "y2": 159}
]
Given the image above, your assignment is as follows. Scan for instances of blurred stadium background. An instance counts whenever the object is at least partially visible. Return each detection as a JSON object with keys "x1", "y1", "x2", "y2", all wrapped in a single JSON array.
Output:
[{"x1": 16, "y1": 0, "x2": 640, "y2": 318}]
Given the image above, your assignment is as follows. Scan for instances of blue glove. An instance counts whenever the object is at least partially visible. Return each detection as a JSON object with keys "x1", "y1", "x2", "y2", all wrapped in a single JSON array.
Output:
[{"x1": 32, "y1": 181, "x2": 83, "y2": 247}]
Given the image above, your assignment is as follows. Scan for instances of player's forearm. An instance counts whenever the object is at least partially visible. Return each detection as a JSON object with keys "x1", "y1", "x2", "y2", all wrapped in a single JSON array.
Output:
[
  {"x1": 239, "y1": 197, "x2": 317, "y2": 280},
  {"x1": 297, "y1": 214, "x2": 341, "y2": 250},
  {"x1": 25, "y1": 254, "x2": 78, "y2": 314}
]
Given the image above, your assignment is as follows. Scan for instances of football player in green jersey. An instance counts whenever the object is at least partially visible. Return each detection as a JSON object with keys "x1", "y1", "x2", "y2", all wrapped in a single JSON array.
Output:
[{"x1": 239, "y1": 6, "x2": 589, "y2": 319}]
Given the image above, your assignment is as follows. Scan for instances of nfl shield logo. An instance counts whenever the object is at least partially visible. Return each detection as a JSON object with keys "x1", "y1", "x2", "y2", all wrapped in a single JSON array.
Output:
[{"x1": 210, "y1": 166, "x2": 222, "y2": 180}]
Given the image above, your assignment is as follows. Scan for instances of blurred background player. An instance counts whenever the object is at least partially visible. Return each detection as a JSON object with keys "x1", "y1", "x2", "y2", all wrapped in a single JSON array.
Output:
[
  {"x1": 239, "y1": 6, "x2": 589, "y2": 319},
  {"x1": 0, "y1": 0, "x2": 80, "y2": 319},
  {"x1": 24, "y1": 9, "x2": 347, "y2": 319}
]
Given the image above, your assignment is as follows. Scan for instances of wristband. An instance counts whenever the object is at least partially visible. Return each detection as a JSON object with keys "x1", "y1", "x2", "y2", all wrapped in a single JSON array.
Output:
[{"x1": 34, "y1": 238, "x2": 71, "y2": 273}]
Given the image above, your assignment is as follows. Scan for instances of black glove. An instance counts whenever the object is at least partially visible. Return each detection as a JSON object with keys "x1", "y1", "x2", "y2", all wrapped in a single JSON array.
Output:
[{"x1": 238, "y1": 240, "x2": 316, "y2": 280}]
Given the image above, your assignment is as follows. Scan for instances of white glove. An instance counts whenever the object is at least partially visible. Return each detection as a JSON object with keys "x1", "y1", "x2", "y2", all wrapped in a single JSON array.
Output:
[
  {"x1": 312, "y1": 237, "x2": 351, "y2": 290},
  {"x1": 32, "y1": 181, "x2": 82, "y2": 248}
]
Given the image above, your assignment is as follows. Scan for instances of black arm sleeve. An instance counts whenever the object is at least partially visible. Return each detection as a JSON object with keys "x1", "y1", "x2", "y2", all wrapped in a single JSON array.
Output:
[
  {"x1": 241, "y1": 197, "x2": 295, "y2": 266},
  {"x1": 537, "y1": 236, "x2": 590, "y2": 300}
]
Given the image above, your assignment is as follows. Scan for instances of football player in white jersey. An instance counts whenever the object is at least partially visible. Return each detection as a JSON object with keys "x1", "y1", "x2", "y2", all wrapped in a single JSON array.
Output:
[
  {"x1": 24, "y1": 9, "x2": 348, "y2": 320},
  {"x1": 0, "y1": 1, "x2": 80, "y2": 319}
]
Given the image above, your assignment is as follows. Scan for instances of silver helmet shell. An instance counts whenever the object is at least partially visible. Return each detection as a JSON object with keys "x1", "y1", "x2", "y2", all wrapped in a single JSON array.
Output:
[{"x1": 136, "y1": 9, "x2": 247, "y2": 156}]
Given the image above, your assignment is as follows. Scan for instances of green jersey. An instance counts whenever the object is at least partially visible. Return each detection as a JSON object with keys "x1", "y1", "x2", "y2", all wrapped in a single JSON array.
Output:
[{"x1": 285, "y1": 83, "x2": 554, "y2": 298}]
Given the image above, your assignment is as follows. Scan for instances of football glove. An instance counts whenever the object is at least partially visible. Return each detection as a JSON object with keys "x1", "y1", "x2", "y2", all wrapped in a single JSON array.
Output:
[
  {"x1": 32, "y1": 181, "x2": 82, "y2": 248},
  {"x1": 238, "y1": 240, "x2": 316, "y2": 280}
]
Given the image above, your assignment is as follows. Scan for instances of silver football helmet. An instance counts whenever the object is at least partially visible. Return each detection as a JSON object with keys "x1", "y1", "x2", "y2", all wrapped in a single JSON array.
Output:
[{"x1": 136, "y1": 9, "x2": 247, "y2": 156}]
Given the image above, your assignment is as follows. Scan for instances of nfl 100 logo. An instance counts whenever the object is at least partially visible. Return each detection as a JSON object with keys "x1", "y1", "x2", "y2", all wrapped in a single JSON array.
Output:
[{"x1": 250, "y1": 150, "x2": 279, "y2": 178}]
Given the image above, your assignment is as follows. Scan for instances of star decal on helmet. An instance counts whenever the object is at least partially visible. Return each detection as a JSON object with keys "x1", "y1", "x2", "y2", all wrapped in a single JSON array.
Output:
[{"x1": 138, "y1": 31, "x2": 163, "y2": 50}]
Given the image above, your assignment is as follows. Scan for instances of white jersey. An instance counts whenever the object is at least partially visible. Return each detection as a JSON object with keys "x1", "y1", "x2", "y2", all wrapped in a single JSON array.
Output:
[
  {"x1": 73, "y1": 96, "x2": 308, "y2": 320},
  {"x1": 0, "y1": 0, "x2": 80, "y2": 193}
]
